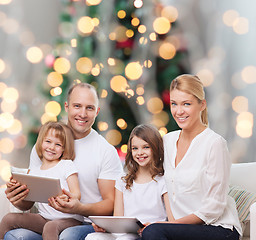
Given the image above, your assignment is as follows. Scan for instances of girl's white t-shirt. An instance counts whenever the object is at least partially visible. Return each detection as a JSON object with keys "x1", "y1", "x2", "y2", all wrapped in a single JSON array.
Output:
[{"x1": 115, "y1": 175, "x2": 167, "y2": 224}]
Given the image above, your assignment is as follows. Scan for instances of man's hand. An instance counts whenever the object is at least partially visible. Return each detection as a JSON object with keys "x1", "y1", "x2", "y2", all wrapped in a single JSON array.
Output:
[
  {"x1": 91, "y1": 223, "x2": 106, "y2": 233},
  {"x1": 5, "y1": 178, "x2": 34, "y2": 210},
  {"x1": 48, "y1": 188, "x2": 81, "y2": 214}
]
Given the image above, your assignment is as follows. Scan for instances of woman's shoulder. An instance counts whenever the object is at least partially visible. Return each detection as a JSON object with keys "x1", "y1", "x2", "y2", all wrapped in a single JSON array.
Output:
[{"x1": 163, "y1": 130, "x2": 181, "y2": 142}]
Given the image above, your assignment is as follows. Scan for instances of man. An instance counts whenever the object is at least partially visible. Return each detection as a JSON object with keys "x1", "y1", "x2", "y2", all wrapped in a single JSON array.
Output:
[{"x1": 4, "y1": 83, "x2": 123, "y2": 239}]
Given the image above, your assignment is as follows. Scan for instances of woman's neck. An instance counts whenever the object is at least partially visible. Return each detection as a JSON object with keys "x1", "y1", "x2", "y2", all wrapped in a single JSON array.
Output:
[{"x1": 180, "y1": 124, "x2": 207, "y2": 142}]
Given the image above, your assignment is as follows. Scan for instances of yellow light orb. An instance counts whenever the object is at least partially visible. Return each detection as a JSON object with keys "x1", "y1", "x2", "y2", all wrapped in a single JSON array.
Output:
[
  {"x1": 115, "y1": 25, "x2": 128, "y2": 42},
  {"x1": 50, "y1": 87, "x2": 62, "y2": 97},
  {"x1": 0, "y1": 138, "x2": 14, "y2": 154},
  {"x1": 26, "y1": 46, "x2": 43, "y2": 64},
  {"x1": 159, "y1": 42, "x2": 176, "y2": 60},
  {"x1": 53, "y1": 57, "x2": 71, "y2": 74},
  {"x1": 136, "y1": 96, "x2": 145, "y2": 105},
  {"x1": 106, "y1": 129, "x2": 122, "y2": 146},
  {"x1": 136, "y1": 85, "x2": 144, "y2": 95},
  {"x1": 134, "y1": 0, "x2": 143, "y2": 8},
  {"x1": 117, "y1": 118, "x2": 127, "y2": 129},
  {"x1": 222, "y1": 9, "x2": 239, "y2": 27},
  {"x1": 125, "y1": 62, "x2": 143, "y2": 80},
  {"x1": 161, "y1": 6, "x2": 178, "y2": 22},
  {"x1": 41, "y1": 113, "x2": 57, "y2": 125},
  {"x1": 45, "y1": 101, "x2": 61, "y2": 117},
  {"x1": 149, "y1": 32, "x2": 157, "y2": 41},
  {"x1": 0, "y1": 82, "x2": 7, "y2": 97},
  {"x1": 71, "y1": 38, "x2": 77, "y2": 47},
  {"x1": 3, "y1": 87, "x2": 19, "y2": 103},
  {"x1": 153, "y1": 17, "x2": 171, "y2": 35},
  {"x1": 76, "y1": 57, "x2": 93, "y2": 74},
  {"x1": 241, "y1": 65, "x2": 256, "y2": 84},
  {"x1": 196, "y1": 69, "x2": 214, "y2": 87},
  {"x1": 236, "y1": 121, "x2": 252, "y2": 138},
  {"x1": 0, "y1": 0, "x2": 12, "y2": 5},
  {"x1": 147, "y1": 97, "x2": 164, "y2": 114},
  {"x1": 101, "y1": 89, "x2": 108, "y2": 98},
  {"x1": 131, "y1": 17, "x2": 140, "y2": 26},
  {"x1": 138, "y1": 25, "x2": 146, "y2": 34},
  {"x1": 98, "y1": 121, "x2": 109, "y2": 131},
  {"x1": 117, "y1": 10, "x2": 126, "y2": 19},
  {"x1": 1, "y1": 100, "x2": 17, "y2": 113},
  {"x1": 126, "y1": 29, "x2": 134, "y2": 38},
  {"x1": 144, "y1": 60, "x2": 152, "y2": 68},
  {"x1": 86, "y1": 0, "x2": 102, "y2": 6},
  {"x1": 0, "y1": 58, "x2": 6, "y2": 74},
  {"x1": 232, "y1": 96, "x2": 248, "y2": 113},
  {"x1": 121, "y1": 144, "x2": 127, "y2": 153},
  {"x1": 77, "y1": 16, "x2": 94, "y2": 35},
  {"x1": 7, "y1": 119, "x2": 22, "y2": 135},
  {"x1": 233, "y1": 17, "x2": 249, "y2": 35},
  {"x1": 0, "y1": 112, "x2": 14, "y2": 129},
  {"x1": 110, "y1": 75, "x2": 128, "y2": 93},
  {"x1": 47, "y1": 72, "x2": 63, "y2": 87}
]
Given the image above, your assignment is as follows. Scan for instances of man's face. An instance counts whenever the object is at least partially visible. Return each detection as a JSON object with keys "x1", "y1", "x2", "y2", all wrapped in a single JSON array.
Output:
[{"x1": 65, "y1": 86, "x2": 100, "y2": 139}]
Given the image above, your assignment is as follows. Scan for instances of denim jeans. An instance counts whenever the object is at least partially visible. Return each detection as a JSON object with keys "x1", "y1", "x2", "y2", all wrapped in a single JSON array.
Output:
[
  {"x1": 141, "y1": 223, "x2": 240, "y2": 240},
  {"x1": 4, "y1": 222, "x2": 94, "y2": 240}
]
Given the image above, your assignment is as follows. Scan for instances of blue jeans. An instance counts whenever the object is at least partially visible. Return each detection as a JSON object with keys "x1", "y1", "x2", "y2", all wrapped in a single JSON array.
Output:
[
  {"x1": 4, "y1": 223, "x2": 94, "y2": 240},
  {"x1": 141, "y1": 223, "x2": 240, "y2": 240}
]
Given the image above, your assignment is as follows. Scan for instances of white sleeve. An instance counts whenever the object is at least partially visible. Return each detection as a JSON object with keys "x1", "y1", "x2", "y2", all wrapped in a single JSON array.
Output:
[
  {"x1": 194, "y1": 137, "x2": 231, "y2": 224},
  {"x1": 98, "y1": 145, "x2": 123, "y2": 180},
  {"x1": 29, "y1": 145, "x2": 42, "y2": 170}
]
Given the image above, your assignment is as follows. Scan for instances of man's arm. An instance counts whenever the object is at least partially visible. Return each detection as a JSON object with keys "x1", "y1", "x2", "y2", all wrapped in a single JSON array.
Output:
[
  {"x1": 48, "y1": 179, "x2": 115, "y2": 216},
  {"x1": 5, "y1": 179, "x2": 34, "y2": 211}
]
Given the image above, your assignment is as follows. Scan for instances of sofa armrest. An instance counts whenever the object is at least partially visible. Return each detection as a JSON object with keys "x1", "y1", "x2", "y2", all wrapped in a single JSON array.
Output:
[
  {"x1": 250, "y1": 202, "x2": 256, "y2": 240},
  {"x1": 0, "y1": 188, "x2": 23, "y2": 221}
]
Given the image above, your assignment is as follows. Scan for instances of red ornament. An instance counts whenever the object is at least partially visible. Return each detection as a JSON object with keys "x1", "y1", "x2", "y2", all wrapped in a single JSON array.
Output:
[{"x1": 162, "y1": 90, "x2": 170, "y2": 105}]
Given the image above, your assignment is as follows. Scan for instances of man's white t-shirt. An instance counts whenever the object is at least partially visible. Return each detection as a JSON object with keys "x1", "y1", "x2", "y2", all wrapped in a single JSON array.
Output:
[
  {"x1": 29, "y1": 160, "x2": 83, "y2": 221},
  {"x1": 30, "y1": 129, "x2": 123, "y2": 222}
]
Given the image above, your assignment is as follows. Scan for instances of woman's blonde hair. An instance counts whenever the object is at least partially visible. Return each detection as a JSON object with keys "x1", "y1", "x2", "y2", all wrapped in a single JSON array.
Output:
[
  {"x1": 170, "y1": 74, "x2": 208, "y2": 126},
  {"x1": 35, "y1": 121, "x2": 75, "y2": 161},
  {"x1": 122, "y1": 124, "x2": 164, "y2": 190}
]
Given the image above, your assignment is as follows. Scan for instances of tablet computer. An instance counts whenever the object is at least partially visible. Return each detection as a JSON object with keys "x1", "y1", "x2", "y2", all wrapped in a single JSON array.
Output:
[
  {"x1": 88, "y1": 216, "x2": 144, "y2": 233},
  {"x1": 12, "y1": 172, "x2": 62, "y2": 203}
]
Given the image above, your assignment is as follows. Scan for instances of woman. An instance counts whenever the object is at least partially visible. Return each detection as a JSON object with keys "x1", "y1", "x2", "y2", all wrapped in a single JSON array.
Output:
[{"x1": 142, "y1": 74, "x2": 242, "y2": 240}]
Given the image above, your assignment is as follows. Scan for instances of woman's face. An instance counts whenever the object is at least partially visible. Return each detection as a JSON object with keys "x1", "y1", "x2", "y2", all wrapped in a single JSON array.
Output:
[{"x1": 169, "y1": 89, "x2": 206, "y2": 130}]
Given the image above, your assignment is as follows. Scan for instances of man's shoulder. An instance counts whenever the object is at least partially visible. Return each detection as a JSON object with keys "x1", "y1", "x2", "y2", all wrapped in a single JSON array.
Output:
[{"x1": 90, "y1": 129, "x2": 116, "y2": 149}]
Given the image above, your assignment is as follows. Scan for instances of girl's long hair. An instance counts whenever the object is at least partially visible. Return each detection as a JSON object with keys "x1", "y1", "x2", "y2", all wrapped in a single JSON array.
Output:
[{"x1": 123, "y1": 124, "x2": 164, "y2": 190}]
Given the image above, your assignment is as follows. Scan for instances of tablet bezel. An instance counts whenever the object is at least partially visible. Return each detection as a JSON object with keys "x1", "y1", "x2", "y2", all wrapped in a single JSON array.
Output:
[
  {"x1": 88, "y1": 216, "x2": 143, "y2": 233},
  {"x1": 12, "y1": 172, "x2": 62, "y2": 203}
]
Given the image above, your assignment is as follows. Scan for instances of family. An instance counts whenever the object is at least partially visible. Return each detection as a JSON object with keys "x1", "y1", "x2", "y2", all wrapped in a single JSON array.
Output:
[{"x1": 0, "y1": 74, "x2": 242, "y2": 240}]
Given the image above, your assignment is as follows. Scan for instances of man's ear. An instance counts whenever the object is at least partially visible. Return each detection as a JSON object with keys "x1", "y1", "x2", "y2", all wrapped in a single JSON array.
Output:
[{"x1": 64, "y1": 101, "x2": 68, "y2": 112}]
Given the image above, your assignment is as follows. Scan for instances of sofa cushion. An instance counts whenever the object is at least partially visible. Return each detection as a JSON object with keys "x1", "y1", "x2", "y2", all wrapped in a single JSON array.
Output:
[{"x1": 229, "y1": 185, "x2": 256, "y2": 232}]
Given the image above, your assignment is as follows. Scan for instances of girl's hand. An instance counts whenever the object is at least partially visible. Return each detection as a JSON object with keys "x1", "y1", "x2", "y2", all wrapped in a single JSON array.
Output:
[
  {"x1": 92, "y1": 223, "x2": 106, "y2": 233},
  {"x1": 138, "y1": 222, "x2": 150, "y2": 236},
  {"x1": 57, "y1": 193, "x2": 69, "y2": 202}
]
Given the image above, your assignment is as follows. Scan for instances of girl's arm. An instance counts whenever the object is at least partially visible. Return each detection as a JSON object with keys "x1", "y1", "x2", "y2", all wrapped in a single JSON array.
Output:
[
  {"x1": 113, "y1": 188, "x2": 124, "y2": 216},
  {"x1": 66, "y1": 173, "x2": 81, "y2": 200},
  {"x1": 163, "y1": 193, "x2": 175, "y2": 222}
]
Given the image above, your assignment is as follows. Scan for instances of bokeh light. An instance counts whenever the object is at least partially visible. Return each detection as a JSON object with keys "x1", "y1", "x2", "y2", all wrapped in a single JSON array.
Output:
[
  {"x1": 241, "y1": 65, "x2": 256, "y2": 84},
  {"x1": 110, "y1": 75, "x2": 128, "y2": 93},
  {"x1": 76, "y1": 57, "x2": 93, "y2": 74},
  {"x1": 6, "y1": 119, "x2": 22, "y2": 135},
  {"x1": 106, "y1": 129, "x2": 122, "y2": 146},
  {"x1": 236, "y1": 112, "x2": 253, "y2": 138},
  {"x1": 0, "y1": 138, "x2": 14, "y2": 154},
  {"x1": 26, "y1": 46, "x2": 43, "y2": 63},
  {"x1": 98, "y1": 121, "x2": 109, "y2": 131},
  {"x1": 125, "y1": 62, "x2": 143, "y2": 80},
  {"x1": 41, "y1": 113, "x2": 57, "y2": 125},
  {"x1": 153, "y1": 17, "x2": 171, "y2": 35},
  {"x1": 3, "y1": 87, "x2": 19, "y2": 103},
  {"x1": 0, "y1": 112, "x2": 14, "y2": 129},
  {"x1": 233, "y1": 17, "x2": 249, "y2": 35},
  {"x1": 77, "y1": 16, "x2": 94, "y2": 35},
  {"x1": 1, "y1": 100, "x2": 17, "y2": 113},
  {"x1": 86, "y1": 0, "x2": 102, "y2": 6},
  {"x1": 117, "y1": 118, "x2": 127, "y2": 130},
  {"x1": 196, "y1": 69, "x2": 214, "y2": 87},
  {"x1": 53, "y1": 57, "x2": 71, "y2": 74},
  {"x1": 161, "y1": 6, "x2": 178, "y2": 22},
  {"x1": 47, "y1": 71, "x2": 63, "y2": 87},
  {"x1": 45, "y1": 101, "x2": 61, "y2": 117},
  {"x1": 147, "y1": 97, "x2": 164, "y2": 114},
  {"x1": 232, "y1": 96, "x2": 248, "y2": 113},
  {"x1": 159, "y1": 42, "x2": 176, "y2": 60},
  {"x1": 222, "y1": 9, "x2": 239, "y2": 27},
  {"x1": 0, "y1": 58, "x2": 6, "y2": 74}
]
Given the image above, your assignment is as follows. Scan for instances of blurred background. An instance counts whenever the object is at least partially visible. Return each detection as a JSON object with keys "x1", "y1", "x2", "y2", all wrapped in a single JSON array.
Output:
[{"x1": 0, "y1": 0, "x2": 255, "y2": 186}]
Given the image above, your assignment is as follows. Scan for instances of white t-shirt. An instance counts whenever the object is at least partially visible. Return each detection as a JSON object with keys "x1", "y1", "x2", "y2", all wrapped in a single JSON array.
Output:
[
  {"x1": 30, "y1": 129, "x2": 123, "y2": 222},
  {"x1": 163, "y1": 128, "x2": 242, "y2": 235},
  {"x1": 115, "y1": 175, "x2": 167, "y2": 224},
  {"x1": 29, "y1": 160, "x2": 83, "y2": 221}
]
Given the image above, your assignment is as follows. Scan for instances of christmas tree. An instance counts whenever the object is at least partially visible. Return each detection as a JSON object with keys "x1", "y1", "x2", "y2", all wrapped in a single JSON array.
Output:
[{"x1": 29, "y1": 0, "x2": 189, "y2": 157}]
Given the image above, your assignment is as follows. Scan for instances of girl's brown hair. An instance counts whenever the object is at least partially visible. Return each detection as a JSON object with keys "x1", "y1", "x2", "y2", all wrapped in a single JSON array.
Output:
[
  {"x1": 170, "y1": 74, "x2": 208, "y2": 126},
  {"x1": 122, "y1": 124, "x2": 164, "y2": 190},
  {"x1": 35, "y1": 121, "x2": 75, "y2": 161}
]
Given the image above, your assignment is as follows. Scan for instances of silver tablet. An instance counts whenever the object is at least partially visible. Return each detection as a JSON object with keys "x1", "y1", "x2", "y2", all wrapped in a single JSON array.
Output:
[
  {"x1": 12, "y1": 172, "x2": 62, "y2": 203},
  {"x1": 88, "y1": 216, "x2": 144, "y2": 233}
]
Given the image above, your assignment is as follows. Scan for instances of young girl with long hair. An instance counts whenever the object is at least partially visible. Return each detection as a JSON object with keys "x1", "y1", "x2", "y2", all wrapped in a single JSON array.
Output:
[
  {"x1": 0, "y1": 121, "x2": 83, "y2": 240},
  {"x1": 85, "y1": 124, "x2": 173, "y2": 240}
]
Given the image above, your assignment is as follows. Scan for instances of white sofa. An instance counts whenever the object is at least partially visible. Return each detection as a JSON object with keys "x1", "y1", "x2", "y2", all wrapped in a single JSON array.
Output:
[{"x1": 1, "y1": 162, "x2": 256, "y2": 240}]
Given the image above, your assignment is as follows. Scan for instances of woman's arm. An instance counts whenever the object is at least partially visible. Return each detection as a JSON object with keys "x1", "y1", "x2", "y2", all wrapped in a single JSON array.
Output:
[
  {"x1": 163, "y1": 193, "x2": 175, "y2": 222},
  {"x1": 66, "y1": 173, "x2": 81, "y2": 200},
  {"x1": 113, "y1": 188, "x2": 124, "y2": 216}
]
